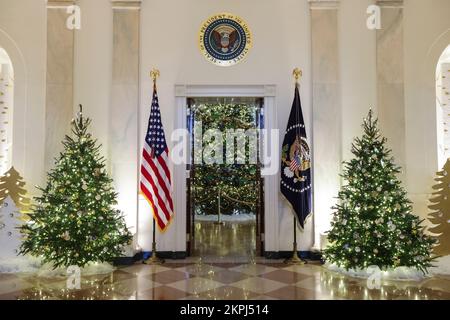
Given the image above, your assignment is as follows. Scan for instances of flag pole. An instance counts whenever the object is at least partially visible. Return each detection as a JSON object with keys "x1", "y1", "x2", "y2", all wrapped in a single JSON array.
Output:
[
  {"x1": 284, "y1": 68, "x2": 306, "y2": 265},
  {"x1": 144, "y1": 68, "x2": 165, "y2": 265},
  {"x1": 214, "y1": 187, "x2": 224, "y2": 225}
]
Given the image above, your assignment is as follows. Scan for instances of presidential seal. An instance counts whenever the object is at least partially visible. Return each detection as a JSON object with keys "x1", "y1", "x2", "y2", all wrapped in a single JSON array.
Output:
[{"x1": 199, "y1": 13, "x2": 252, "y2": 67}]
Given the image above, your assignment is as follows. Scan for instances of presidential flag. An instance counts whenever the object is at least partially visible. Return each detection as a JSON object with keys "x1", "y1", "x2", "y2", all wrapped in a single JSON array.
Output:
[
  {"x1": 140, "y1": 84, "x2": 174, "y2": 231},
  {"x1": 280, "y1": 85, "x2": 312, "y2": 228}
]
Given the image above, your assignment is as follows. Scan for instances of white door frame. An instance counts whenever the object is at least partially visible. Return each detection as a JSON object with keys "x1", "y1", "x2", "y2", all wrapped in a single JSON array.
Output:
[{"x1": 173, "y1": 84, "x2": 280, "y2": 255}]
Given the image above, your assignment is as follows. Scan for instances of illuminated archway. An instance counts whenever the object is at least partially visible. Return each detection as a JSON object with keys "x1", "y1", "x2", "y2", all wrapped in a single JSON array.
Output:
[
  {"x1": 436, "y1": 45, "x2": 450, "y2": 168},
  {"x1": 0, "y1": 47, "x2": 13, "y2": 175}
]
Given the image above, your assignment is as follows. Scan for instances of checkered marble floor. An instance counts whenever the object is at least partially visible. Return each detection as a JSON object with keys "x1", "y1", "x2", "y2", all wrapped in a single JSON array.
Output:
[{"x1": 1, "y1": 259, "x2": 450, "y2": 300}]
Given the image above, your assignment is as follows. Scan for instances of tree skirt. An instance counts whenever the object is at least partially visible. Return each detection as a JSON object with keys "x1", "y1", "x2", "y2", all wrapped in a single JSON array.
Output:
[
  {"x1": 0, "y1": 256, "x2": 42, "y2": 274},
  {"x1": 36, "y1": 262, "x2": 115, "y2": 278},
  {"x1": 0, "y1": 255, "x2": 114, "y2": 276},
  {"x1": 429, "y1": 255, "x2": 450, "y2": 276},
  {"x1": 325, "y1": 263, "x2": 428, "y2": 281}
]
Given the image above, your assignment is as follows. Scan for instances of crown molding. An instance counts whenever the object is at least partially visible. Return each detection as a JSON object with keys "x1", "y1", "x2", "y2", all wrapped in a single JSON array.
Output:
[
  {"x1": 46, "y1": 0, "x2": 77, "y2": 9},
  {"x1": 376, "y1": 0, "x2": 404, "y2": 8},
  {"x1": 308, "y1": 0, "x2": 340, "y2": 9},
  {"x1": 111, "y1": 0, "x2": 142, "y2": 10}
]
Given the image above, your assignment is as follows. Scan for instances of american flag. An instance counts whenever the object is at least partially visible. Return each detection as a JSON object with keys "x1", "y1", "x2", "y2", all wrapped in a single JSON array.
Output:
[
  {"x1": 290, "y1": 152, "x2": 301, "y2": 172},
  {"x1": 140, "y1": 84, "x2": 174, "y2": 231}
]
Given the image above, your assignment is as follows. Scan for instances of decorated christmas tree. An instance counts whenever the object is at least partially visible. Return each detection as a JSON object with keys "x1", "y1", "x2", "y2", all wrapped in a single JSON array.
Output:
[
  {"x1": 428, "y1": 159, "x2": 450, "y2": 256},
  {"x1": 323, "y1": 110, "x2": 435, "y2": 273},
  {"x1": 0, "y1": 166, "x2": 31, "y2": 212},
  {"x1": 20, "y1": 109, "x2": 132, "y2": 268},
  {"x1": 192, "y1": 101, "x2": 259, "y2": 215}
]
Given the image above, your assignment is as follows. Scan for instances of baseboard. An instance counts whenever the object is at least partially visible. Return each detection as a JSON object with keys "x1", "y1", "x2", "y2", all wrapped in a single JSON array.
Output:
[
  {"x1": 264, "y1": 250, "x2": 323, "y2": 261},
  {"x1": 112, "y1": 252, "x2": 144, "y2": 266},
  {"x1": 142, "y1": 251, "x2": 187, "y2": 260},
  {"x1": 137, "y1": 250, "x2": 323, "y2": 262}
]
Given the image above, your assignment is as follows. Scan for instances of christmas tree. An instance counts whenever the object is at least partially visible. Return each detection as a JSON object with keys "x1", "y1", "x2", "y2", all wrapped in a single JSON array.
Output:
[
  {"x1": 428, "y1": 159, "x2": 450, "y2": 256},
  {"x1": 192, "y1": 101, "x2": 259, "y2": 215},
  {"x1": 323, "y1": 110, "x2": 435, "y2": 273},
  {"x1": 20, "y1": 109, "x2": 132, "y2": 268},
  {"x1": 0, "y1": 167, "x2": 31, "y2": 212},
  {"x1": 0, "y1": 197, "x2": 23, "y2": 259}
]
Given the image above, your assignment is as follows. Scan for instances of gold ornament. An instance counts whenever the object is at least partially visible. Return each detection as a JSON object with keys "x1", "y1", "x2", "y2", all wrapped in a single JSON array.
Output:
[
  {"x1": 428, "y1": 158, "x2": 450, "y2": 256},
  {"x1": 0, "y1": 167, "x2": 31, "y2": 218},
  {"x1": 62, "y1": 231, "x2": 70, "y2": 241}
]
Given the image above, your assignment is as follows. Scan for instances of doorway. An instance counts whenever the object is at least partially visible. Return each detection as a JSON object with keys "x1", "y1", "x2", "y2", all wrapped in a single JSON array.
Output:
[{"x1": 186, "y1": 97, "x2": 265, "y2": 259}]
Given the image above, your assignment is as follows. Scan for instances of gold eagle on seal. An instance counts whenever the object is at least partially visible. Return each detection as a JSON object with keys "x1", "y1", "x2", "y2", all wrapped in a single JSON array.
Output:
[{"x1": 282, "y1": 135, "x2": 311, "y2": 182}]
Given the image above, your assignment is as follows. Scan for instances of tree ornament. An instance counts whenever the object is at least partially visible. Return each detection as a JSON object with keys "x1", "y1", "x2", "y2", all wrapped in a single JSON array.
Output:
[{"x1": 62, "y1": 231, "x2": 70, "y2": 241}]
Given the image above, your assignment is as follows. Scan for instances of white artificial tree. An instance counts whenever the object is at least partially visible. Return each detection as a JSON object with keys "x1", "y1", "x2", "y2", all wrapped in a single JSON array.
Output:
[{"x1": 0, "y1": 196, "x2": 22, "y2": 259}]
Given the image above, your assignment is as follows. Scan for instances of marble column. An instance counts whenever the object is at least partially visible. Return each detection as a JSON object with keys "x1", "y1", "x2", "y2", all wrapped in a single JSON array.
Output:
[
  {"x1": 376, "y1": 0, "x2": 405, "y2": 174},
  {"x1": 110, "y1": 0, "x2": 141, "y2": 237},
  {"x1": 309, "y1": 0, "x2": 341, "y2": 250},
  {"x1": 45, "y1": 0, "x2": 76, "y2": 171}
]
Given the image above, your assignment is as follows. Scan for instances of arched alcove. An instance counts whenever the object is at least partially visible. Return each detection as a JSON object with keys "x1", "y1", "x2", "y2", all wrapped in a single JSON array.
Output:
[
  {"x1": 0, "y1": 28, "x2": 27, "y2": 181},
  {"x1": 436, "y1": 45, "x2": 450, "y2": 169},
  {"x1": 0, "y1": 47, "x2": 13, "y2": 175}
]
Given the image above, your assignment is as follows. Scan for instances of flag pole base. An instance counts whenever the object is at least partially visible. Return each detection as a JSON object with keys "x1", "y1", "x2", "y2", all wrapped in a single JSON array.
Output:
[
  {"x1": 285, "y1": 217, "x2": 306, "y2": 265},
  {"x1": 284, "y1": 252, "x2": 306, "y2": 265},
  {"x1": 144, "y1": 243, "x2": 165, "y2": 265},
  {"x1": 144, "y1": 252, "x2": 165, "y2": 265},
  {"x1": 284, "y1": 241, "x2": 306, "y2": 265}
]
